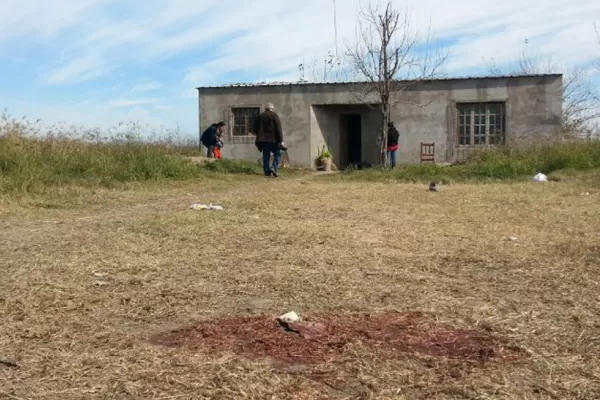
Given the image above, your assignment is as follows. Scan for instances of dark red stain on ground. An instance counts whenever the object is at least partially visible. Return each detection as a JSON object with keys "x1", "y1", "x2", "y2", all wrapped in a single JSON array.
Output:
[{"x1": 150, "y1": 311, "x2": 521, "y2": 366}]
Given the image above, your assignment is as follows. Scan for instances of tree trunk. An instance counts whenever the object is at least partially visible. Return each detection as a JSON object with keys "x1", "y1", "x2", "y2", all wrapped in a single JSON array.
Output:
[{"x1": 380, "y1": 107, "x2": 389, "y2": 165}]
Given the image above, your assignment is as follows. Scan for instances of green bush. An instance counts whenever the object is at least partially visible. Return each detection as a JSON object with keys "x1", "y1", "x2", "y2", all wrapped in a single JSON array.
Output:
[{"x1": 337, "y1": 140, "x2": 600, "y2": 183}]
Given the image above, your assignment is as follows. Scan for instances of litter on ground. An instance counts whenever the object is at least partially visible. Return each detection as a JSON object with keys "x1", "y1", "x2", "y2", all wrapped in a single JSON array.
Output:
[
  {"x1": 533, "y1": 173, "x2": 548, "y2": 182},
  {"x1": 190, "y1": 203, "x2": 224, "y2": 211}
]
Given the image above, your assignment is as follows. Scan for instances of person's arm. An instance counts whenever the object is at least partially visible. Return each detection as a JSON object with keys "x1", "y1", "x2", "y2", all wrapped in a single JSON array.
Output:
[
  {"x1": 274, "y1": 114, "x2": 283, "y2": 144},
  {"x1": 252, "y1": 115, "x2": 260, "y2": 135},
  {"x1": 209, "y1": 127, "x2": 218, "y2": 146}
]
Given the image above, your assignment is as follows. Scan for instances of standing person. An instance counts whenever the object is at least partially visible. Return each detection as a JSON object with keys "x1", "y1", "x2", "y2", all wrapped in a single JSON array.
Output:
[
  {"x1": 253, "y1": 102, "x2": 285, "y2": 177},
  {"x1": 200, "y1": 121, "x2": 226, "y2": 158},
  {"x1": 387, "y1": 121, "x2": 400, "y2": 168}
]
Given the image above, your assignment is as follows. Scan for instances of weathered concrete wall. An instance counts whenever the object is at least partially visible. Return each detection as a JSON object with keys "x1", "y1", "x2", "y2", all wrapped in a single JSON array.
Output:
[
  {"x1": 386, "y1": 75, "x2": 563, "y2": 164},
  {"x1": 197, "y1": 75, "x2": 562, "y2": 167}
]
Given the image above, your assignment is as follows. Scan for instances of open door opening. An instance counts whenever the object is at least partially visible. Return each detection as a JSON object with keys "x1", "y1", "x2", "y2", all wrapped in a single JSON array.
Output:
[{"x1": 339, "y1": 114, "x2": 362, "y2": 169}]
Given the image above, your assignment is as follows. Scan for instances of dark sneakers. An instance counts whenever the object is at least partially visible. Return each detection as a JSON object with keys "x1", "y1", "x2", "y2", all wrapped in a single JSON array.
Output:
[{"x1": 264, "y1": 170, "x2": 278, "y2": 178}]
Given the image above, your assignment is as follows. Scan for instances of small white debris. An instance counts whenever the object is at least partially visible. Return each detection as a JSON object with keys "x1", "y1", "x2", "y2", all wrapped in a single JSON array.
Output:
[
  {"x1": 533, "y1": 173, "x2": 548, "y2": 182},
  {"x1": 507, "y1": 236, "x2": 518, "y2": 242},
  {"x1": 190, "y1": 203, "x2": 224, "y2": 211},
  {"x1": 93, "y1": 281, "x2": 110, "y2": 287},
  {"x1": 278, "y1": 311, "x2": 301, "y2": 324},
  {"x1": 92, "y1": 271, "x2": 108, "y2": 278},
  {"x1": 581, "y1": 192, "x2": 590, "y2": 196}
]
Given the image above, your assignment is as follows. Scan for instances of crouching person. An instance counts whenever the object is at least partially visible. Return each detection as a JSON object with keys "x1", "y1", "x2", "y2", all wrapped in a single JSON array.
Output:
[{"x1": 201, "y1": 121, "x2": 226, "y2": 158}]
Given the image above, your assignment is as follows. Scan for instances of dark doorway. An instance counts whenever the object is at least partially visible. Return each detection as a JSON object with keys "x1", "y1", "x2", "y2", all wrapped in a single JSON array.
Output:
[{"x1": 339, "y1": 114, "x2": 362, "y2": 169}]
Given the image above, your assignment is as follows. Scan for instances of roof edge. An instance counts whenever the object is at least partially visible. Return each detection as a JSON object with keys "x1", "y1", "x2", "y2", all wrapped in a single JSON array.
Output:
[{"x1": 195, "y1": 73, "x2": 563, "y2": 90}]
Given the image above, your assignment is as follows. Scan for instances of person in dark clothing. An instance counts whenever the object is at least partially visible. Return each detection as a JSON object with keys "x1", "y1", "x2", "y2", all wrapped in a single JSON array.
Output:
[
  {"x1": 386, "y1": 121, "x2": 400, "y2": 168},
  {"x1": 200, "y1": 121, "x2": 226, "y2": 158},
  {"x1": 253, "y1": 102, "x2": 284, "y2": 177}
]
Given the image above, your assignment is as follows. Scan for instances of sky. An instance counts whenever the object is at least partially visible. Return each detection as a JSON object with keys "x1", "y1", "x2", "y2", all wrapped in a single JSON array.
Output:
[{"x1": 1, "y1": 0, "x2": 599, "y2": 139}]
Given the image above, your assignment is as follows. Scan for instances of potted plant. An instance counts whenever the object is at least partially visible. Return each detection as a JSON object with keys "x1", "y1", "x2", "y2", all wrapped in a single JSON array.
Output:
[{"x1": 316, "y1": 145, "x2": 333, "y2": 171}]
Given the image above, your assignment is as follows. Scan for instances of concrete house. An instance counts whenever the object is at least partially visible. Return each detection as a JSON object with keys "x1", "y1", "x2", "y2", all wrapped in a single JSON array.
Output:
[{"x1": 196, "y1": 74, "x2": 562, "y2": 168}]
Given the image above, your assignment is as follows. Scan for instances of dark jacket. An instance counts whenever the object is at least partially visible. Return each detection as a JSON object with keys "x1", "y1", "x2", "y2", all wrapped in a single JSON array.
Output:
[
  {"x1": 201, "y1": 124, "x2": 218, "y2": 147},
  {"x1": 253, "y1": 110, "x2": 283, "y2": 144},
  {"x1": 387, "y1": 124, "x2": 399, "y2": 147}
]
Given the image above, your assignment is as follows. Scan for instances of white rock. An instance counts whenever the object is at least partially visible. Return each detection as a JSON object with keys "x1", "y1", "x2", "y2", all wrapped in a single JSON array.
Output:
[
  {"x1": 533, "y1": 173, "x2": 548, "y2": 182},
  {"x1": 278, "y1": 311, "x2": 301, "y2": 323}
]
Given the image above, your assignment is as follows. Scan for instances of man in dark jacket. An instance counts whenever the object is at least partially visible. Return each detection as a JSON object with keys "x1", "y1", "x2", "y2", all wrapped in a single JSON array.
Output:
[
  {"x1": 253, "y1": 102, "x2": 284, "y2": 177},
  {"x1": 201, "y1": 121, "x2": 226, "y2": 158},
  {"x1": 386, "y1": 121, "x2": 400, "y2": 168}
]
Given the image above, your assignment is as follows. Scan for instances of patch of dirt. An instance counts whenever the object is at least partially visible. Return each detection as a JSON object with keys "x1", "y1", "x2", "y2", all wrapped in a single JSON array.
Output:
[{"x1": 150, "y1": 311, "x2": 520, "y2": 366}]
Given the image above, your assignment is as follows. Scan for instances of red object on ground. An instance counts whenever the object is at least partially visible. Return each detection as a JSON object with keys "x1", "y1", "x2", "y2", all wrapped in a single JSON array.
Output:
[{"x1": 150, "y1": 311, "x2": 520, "y2": 366}]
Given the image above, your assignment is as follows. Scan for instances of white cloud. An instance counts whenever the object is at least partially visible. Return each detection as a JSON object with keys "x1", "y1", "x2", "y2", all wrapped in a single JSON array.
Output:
[
  {"x1": 106, "y1": 98, "x2": 164, "y2": 108},
  {"x1": 45, "y1": 54, "x2": 113, "y2": 84},
  {"x1": 130, "y1": 81, "x2": 163, "y2": 93},
  {"x1": 0, "y1": 0, "x2": 111, "y2": 41},
  {"x1": 1, "y1": 0, "x2": 600, "y2": 134},
  {"x1": 0, "y1": 96, "x2": 170, "y2": 134}
]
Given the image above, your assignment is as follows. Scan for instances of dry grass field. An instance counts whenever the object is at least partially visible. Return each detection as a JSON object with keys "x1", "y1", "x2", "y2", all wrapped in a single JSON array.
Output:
[{"x1": 1, "y1": 174, "x2": 599, "y2": 399}]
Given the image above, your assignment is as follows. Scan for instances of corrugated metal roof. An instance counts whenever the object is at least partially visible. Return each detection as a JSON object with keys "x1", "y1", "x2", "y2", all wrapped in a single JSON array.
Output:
[{"x1": 195, "y1": 74, "x2": 562, "y2": 90}]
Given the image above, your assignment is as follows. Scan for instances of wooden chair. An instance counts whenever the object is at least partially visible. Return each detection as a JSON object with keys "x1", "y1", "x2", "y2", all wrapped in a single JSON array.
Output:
[{"x1": 420, "y1": 142, "x2": 435, "y2": 163}]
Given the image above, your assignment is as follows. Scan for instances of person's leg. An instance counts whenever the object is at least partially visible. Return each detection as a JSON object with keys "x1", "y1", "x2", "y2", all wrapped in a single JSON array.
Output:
[
  {"x1": 271, "y1": 146, "x2": 282, "y2": 174},
  {"x1": 206, "y1": 145, "x2": 214, "y2": 158},
  {"x1": 262, "y1": 145, "x2": 271, "y2": 176},
  {"x1": 386, "y1": 151, "x2": 392, "y2": 167},
  {"x1": 390, "y1": 150, "x2": 397, "y2": 168}
]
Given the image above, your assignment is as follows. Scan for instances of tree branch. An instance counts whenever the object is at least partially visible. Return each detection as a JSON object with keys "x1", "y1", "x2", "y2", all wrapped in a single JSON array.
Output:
[{"x1": 345, "y1": 1, "x2": 448, "y2": 163}]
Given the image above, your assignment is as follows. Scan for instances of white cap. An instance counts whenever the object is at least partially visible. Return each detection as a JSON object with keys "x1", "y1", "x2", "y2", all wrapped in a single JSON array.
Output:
[{"x1": 265, "y1": 102, "x2": 275, "y2": 110}]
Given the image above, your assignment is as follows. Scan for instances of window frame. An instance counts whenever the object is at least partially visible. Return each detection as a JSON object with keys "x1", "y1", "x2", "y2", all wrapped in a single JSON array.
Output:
[
  {"x1": 456, "y1": 102, "x2": 506, "y2": 147},
  {"x1": 229, "y1": 105, "x2": 261, "y2": 143}
]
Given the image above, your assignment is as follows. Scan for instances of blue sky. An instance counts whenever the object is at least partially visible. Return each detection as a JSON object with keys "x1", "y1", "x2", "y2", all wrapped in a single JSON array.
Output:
[{"x1": 1, "y1": 0, "x2": 599, "y2": 139}]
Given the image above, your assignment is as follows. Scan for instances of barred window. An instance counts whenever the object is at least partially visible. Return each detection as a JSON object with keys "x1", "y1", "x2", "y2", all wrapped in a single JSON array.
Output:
[
  {"x1": 457, "y1": 102, "x2": 506, "y2": 146},
  {"x1": 231, "y1": 107, "x2": 260, "y2": 136}
]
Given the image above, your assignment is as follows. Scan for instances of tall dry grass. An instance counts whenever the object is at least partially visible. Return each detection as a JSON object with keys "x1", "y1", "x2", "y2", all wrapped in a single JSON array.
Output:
[{"x1": 0, "y1": 112, "x2": 262, "y2": 195}]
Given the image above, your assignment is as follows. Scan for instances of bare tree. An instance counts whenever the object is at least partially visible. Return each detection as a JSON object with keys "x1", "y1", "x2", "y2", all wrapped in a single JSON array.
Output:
[
  {"x1": 346, "y1": 1, "x2": 447, "y2": 164},
  {"x1": 486, "y1": 51, "x2": 600, "y2": 137},
  {"x1": 595, "y1": 23, "x2": 600, "y2": 73},
  {"x1": 298, "y1": 51, "x2": 350, "y2": 83}
]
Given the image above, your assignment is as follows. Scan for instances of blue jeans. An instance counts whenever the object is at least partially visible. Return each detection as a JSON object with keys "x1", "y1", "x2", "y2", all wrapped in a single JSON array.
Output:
[
  {"x1": 261, "y1": 143, "x2": 281, "y2": 176},
  {"x1": 387, "y1": 150, "x2": 397, "y2": 168}
]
